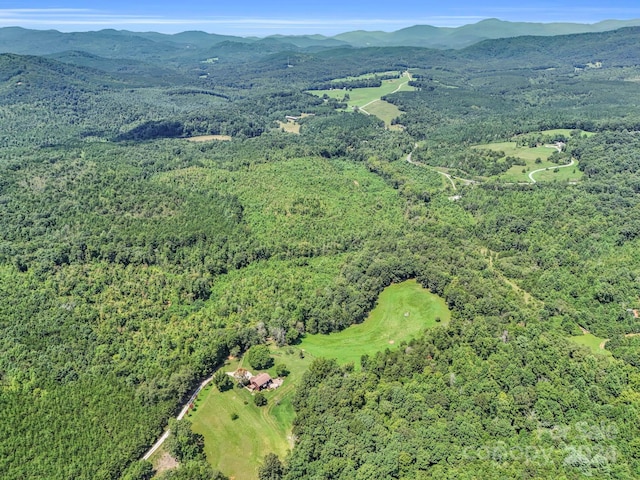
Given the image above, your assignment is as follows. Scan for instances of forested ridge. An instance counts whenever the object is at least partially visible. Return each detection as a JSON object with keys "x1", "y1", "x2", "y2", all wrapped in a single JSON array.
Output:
[{"x1": 0, "y1": 26, "x2": 640, "y2": 479}]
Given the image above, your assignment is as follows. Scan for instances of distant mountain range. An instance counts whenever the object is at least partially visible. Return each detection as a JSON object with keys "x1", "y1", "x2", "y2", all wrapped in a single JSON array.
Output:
[
  {"x1": 333, "y1": 18, "x2": 640, "y2": 48},
  {"x1": 2, "y1": 18, "x2": 640, "y2": 58}
]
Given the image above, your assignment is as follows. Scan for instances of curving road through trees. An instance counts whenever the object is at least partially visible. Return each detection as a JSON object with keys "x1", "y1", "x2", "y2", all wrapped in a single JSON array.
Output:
[{"x1": 528, "y1": 157, "x2": 576, "y2": 183}]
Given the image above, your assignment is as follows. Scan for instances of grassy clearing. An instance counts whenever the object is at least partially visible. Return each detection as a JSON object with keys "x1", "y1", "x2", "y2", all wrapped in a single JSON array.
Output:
[
  {"x1": 189, "y1": 352, "x2": 311, "y2": 480},
  {"x1": 361, "y1": 99, "x2": 404, "y2": 128},
  {"x1": 277, "y1": 120, "x2": 300, "y2": 134},
  {"x1": 185, "y1": 135, "x2": 232, "y2": 142},
  {"x1": 328, "y1": 71, "x2": 401, "y2": 82},
  {"x1": 474, "y1": 129, "x2": 594, "y2": 183},
  {"x1": 477, "y1": 142, "x2": 557, "y2": 162},
  {"x1": 189, "y1": 279, "x2": 449, "y2": 479},
  {"x1": 570, "y1": 334, "x2": 612, "y2": 356},
  {"x1": 532, "y1": 163, "x2": 583, "y2": 183},
  {"x1": 473, "y1": 141, "x2": 582, "y2": 183},
  {"x1": 309, "y1": 74, "x2": 414, "y2": 109},
  {"x1": 300, "y1": 279, "x2": 451, "y2": 365},
  {"x1": 307, "y1": 72, "x2": 414, "y2": 125},
  {"x1": 149, "y1": 450, "x2": 178, "y2": 478}
]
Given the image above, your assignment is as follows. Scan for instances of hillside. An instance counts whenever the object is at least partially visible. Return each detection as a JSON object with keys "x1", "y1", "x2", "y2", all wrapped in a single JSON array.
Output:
[
  {"x1": 3, "y1": 18, "x2": 640, "y2": 60},
  {"x1": 333, "y1": 18, "x2": 640, "y2": 48},
  {"x1": 1, "y1": 24, "x2": 640, "y2": 480}
]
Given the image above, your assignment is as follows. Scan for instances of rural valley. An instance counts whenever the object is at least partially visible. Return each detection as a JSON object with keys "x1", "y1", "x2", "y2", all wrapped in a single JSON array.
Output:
[{"x1": 1, "y1": 17, "x2": 640, "y2": 480}]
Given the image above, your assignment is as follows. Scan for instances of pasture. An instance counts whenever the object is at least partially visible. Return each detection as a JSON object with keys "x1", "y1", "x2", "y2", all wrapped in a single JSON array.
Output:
[
  {"x1": 188, "y1": 279, "x2": 449, "y2": 479},
  {"x1": 278, "y1": 120, "x2": 300, "y2": 134}
]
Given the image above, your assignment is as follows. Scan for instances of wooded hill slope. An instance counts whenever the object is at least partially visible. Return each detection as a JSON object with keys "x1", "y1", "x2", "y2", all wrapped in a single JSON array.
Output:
[{"x1": 0, "y1": 26, "x2": 640, "y2": 479}]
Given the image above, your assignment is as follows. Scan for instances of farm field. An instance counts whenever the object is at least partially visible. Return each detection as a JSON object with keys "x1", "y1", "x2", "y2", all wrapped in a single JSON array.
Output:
[{"x1": 188, "y1": 279, "x2": 450, "y2": 479}]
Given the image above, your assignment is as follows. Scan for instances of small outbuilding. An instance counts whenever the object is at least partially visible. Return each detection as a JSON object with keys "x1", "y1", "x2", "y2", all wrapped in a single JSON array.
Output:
[{"x1": 249, "y1": 373, "x2": 272, "y2": 391}]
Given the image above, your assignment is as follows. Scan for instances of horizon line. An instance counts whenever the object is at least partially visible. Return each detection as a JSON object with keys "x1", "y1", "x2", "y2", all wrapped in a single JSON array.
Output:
[{"x1": 1, "y1": 15, "x2": 640, "y2": 37}]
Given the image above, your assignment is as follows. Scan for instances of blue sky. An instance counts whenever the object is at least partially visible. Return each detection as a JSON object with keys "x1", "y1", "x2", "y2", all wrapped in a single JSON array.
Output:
[{"x1": 1, "y1": 2, "x2": 640, "y2": 36}]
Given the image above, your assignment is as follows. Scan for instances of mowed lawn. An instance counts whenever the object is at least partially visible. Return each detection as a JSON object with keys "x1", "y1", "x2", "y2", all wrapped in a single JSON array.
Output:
[
  {"x1": 532, "y1": 163, "x2": 582, "y2": 182},
  {"x1": 189, "y1": 351, "x2": 311, "y2": 480},
  {"x1": 189, "y1": 279, "x2": 449, "y2": 479},
  {"x1": 473, "y1": 141, "x2": 582, "y2": 183},
  {"x1": 300, "y1": 279, "x2": 451, "y2": 366},
  {"x1": 570, "y1": 334, "x2": 612, "y2": 357},
  {"x1": 361, "y1": 99, "x2": 404, "y2": 128}
]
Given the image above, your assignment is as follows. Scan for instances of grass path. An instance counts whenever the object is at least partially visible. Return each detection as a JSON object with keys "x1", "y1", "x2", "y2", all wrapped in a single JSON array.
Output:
[
  {"x1": 407, "y1": 147, "x2": 458, "y2": 191},
  {"x1": 359, "y1": 79, "x2": 408, "y2": 112},
  {"x1": 480, "y1": 248, "x2": 538, "y2": 305}
]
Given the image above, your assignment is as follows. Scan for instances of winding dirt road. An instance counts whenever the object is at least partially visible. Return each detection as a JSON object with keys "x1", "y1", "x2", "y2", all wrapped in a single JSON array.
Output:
[
  {"x1": 528, "y1": 158, "x2": 576, "y2": 183},
  {"x1": 359, "y1": 72, "x2": 411, "y2": 115},
  {"x1": 406, "y1": 148, "x2": 459, "y2": 191}
]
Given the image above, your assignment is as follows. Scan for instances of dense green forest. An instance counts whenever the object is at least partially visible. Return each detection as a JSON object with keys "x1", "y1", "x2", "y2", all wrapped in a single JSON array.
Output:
[{"x1": 1, "y1": 25, "x2": 640, "y2": 479}]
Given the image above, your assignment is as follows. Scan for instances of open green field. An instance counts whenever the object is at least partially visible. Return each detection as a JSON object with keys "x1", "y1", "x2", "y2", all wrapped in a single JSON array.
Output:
[
  {"x1": 473, "y1": 141, "x2": 583, "y2": 183},
  {"x1": 476, "y1": 141, "x2": 556, "y2": 161},
  {"x1": 300, "y1": 279, "x2": 450, "y2": 365},
  {"x1": 531, "y1": 162, "x2": 583, "y2": 182},
  {"x1": 360, "y1": 99, "x2": 404, "y2": 128},
  {"x1": 307, "y1": 72, "x2": 414, "y2": 125},
  {"x1": 188, "y1": 279, "x2": 449, "y2": 479},
  {"x1": 570, "y1": 334, "x2": 612, "y2": 356},
  {"x1": 309, "y1": 74, "x2": 415, "y2": 110},
  {"x1": 189, "y1": 352, "x2": 311, "y2": 480}
]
